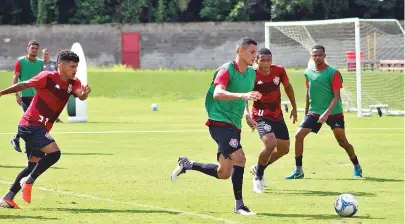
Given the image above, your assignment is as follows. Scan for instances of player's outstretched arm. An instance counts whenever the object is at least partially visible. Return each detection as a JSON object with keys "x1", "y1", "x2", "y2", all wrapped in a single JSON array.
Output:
[
  {"x1": 74, "y1": 85, "x2": 91, "y2": 101},
  {"x1": 0, "y1": 82, "x2": 30, "y2": 97},
  {"x1": 213, "y1": 85, "x2": 261, "y2": 101}
]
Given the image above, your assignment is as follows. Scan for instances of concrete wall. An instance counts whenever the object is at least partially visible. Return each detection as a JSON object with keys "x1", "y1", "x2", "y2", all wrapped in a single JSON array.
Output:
[{"x1": 0, "y1": 21, "x2": 403, "y2": 70}]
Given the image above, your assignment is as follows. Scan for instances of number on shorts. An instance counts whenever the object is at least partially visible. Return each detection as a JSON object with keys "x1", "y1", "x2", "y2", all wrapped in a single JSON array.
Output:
[
  {"x1": 258, "y1": 109, "x2": 264, "y2": 116},
  {"x1": 38, "y1": 115, "x2": 49, "y2": 126}
]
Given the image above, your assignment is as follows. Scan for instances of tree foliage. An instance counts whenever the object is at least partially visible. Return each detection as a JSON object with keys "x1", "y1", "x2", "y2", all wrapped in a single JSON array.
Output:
[{"x1": 0, "y1": 0, "x2": 402, "y2": 25}]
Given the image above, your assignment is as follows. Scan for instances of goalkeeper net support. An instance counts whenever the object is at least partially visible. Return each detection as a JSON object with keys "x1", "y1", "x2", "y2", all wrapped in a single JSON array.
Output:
[{"x1": 265, "y1": 18, "x2": 404, "y2": 117}]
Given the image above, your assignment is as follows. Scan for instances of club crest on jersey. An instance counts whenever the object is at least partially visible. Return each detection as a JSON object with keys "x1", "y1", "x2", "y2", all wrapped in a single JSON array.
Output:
[
  {"x1": 264, "y1": 124, "x2": 272, "y2": 132},
  {"x1": 273, "y1": 77, "x2": 280, "y2": 85},
  {"x1": 229, "y1": 139, "x2": 239, "y2": 148},
  {"x1": 67, "y1": 84, "x2": 72, "y2": 93}
]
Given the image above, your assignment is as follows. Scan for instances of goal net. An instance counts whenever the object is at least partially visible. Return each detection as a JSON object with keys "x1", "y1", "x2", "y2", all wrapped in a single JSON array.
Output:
[{"x1": 265, "y1": 18, "x2": 404, "y2": 117}]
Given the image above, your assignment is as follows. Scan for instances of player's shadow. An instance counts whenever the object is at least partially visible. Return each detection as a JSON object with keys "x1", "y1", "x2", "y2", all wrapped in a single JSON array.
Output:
[
  {"x1": 41, "y1": 208, "x2": 180, "y2": 215},
  {"x1": 258, "y1": 213, "x2": 384, "y2": 220},
  {"x1": 0, "y1": 215, "x2": 59, "y2": 220},
  {"x1": 267, "y1": 189, "x2": 376, "y2": 197},
  {"x1": 339, "y1": 177, "x2": 404, "y2": 182},
  {"x1": 0, "y1": 165, "x2": 65, "y2": 170},
  {"x1": 62, "y1": 152, "x2": 114, "y2": 156},
  {"x1": 84, "y1": 121, "x2": 138, "y2": 124}
]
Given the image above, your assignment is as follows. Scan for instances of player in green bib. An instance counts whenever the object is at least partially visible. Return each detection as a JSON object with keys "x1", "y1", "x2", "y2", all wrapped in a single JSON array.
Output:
[
  {"x1": 11, "y1": 40, "x2": 44, "y2": 153},
  {"x1": 171, "y1": 37, "x2": 261, "y2": 215},
  {"x1": 285, "y1": 45, "x2": 362, "y2": 180}
]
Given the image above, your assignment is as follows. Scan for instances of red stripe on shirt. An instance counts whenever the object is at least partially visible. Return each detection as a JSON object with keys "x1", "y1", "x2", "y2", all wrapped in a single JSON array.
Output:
[
  {"x1": 331, "y1": 71, "x2": 343, "y2": 90},
  {"x1": 14, "y1": 60, "x2": 21, "y2": 73}
]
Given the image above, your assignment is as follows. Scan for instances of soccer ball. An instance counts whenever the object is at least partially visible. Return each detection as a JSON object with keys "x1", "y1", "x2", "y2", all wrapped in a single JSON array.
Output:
[
  {"x1": 334, "y1": 193, "x2": 358, "y2": 217},
  {"x1": 151, "y1": 104, "x2": 158, "y2": 111}
]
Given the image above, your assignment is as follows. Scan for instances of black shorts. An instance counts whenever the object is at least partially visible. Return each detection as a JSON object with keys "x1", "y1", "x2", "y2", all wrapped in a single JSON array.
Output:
[
  {"x1": 209, "y1": 126, "x2": 242, "y2": 161},
  {"x1": 18, "y1": 125, "x2": 55, "y2": 159},
  {"x1": 256, "y1": 119, "x2": 290, "y2": 140},
  {"x1": 300, "y1": 114, "x2": 345, "y2": 134},
  {"x1": 21, "y1": 97, "x2": 33, "y2": 112}
]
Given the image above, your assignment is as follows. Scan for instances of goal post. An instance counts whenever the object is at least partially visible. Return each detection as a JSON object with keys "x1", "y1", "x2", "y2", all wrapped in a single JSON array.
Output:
[{"x1": 265, "y1": 18, "x2": 405, "y2": 117}]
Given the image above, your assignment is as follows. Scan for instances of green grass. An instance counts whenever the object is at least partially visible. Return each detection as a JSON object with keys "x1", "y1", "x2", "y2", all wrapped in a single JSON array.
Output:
[{"x1": 0, "y1": 69, "x2": 403, "y2": 224}]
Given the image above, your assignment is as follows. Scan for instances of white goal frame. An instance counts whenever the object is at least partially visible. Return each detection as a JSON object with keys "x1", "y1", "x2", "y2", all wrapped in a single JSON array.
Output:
[{"x1": 264, "y1": 18, "x2": 405, "y2": 117}]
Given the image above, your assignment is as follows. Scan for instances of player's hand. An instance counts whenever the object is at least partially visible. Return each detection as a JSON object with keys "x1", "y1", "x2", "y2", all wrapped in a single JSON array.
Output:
[
  {"x1": 15, "y1": 94, "x2": 22, "y2": 105},
  {"x1": 82, "y1": 85, "x2": 91, "y2": 95},
  {"x1": 290, "y1": 108, "x2": 298, "y2": 124},
  {"x1": 245, "y1": 114, "x2": 257, "y2": 131},
  {"x1": 242, "y1": 91, "x2": 262, "y2": 101},
  {"x1": 318, "y1": 111, "x2": 330, "y2": 124}
]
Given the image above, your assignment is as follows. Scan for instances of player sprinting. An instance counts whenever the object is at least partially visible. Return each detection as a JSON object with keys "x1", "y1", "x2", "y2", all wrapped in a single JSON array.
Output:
[
  {"x1": 245, "y1": 48, "x2": 297, "y2": 193},
  {"x1": 0, "y1": 50, "x2": 91, "y2": 209},
  {"x1": 285, "y1": 45, "x2": 362, "y2": 180},
  {"x1": 10, "y1": 40, "x2": 44, "y2": 153},
  {"x1": 171, "y1": 37, "x2": 261, "y2": 215},
  {"x1": 42, "y1": 48, "x2": 63, "y2": 123}
]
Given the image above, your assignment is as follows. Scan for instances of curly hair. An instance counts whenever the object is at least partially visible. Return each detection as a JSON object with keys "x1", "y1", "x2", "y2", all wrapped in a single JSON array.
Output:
[{"x1": 57, "y1": 49, "x2": 80, "y2": 64}]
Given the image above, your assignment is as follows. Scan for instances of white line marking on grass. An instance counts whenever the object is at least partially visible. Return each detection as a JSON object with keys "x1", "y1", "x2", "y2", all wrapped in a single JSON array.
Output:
[
  {"x1": 0, "y1": 180, "x2": 241, "y2": 224},
  {"x1": 0, "y1": 127, "x2": 402, "y2": 135}
]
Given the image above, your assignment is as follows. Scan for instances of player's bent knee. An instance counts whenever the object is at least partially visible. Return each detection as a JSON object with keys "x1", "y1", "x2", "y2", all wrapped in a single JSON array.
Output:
[
  {"x1": 217, "y1": 167, "x2": 232, "y2": 179},
  {"x1": 28, "y1": 157, "x2": 41, "y2": 163},
  {"x1": 230, "y1": 149, "x2": 246, "y2": 165},
  {"x1": 263, "y1": 140, "x2": 276, "y2": 152}
]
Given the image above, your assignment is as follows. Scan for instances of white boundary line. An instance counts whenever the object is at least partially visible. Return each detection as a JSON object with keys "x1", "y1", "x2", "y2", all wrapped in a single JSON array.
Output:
[
  {"x1": 0, "y1": 128, "x2": 402, "y2": 135},
  {"x1": 0, "y1": 180, "x2": 241, "y2": 224}
]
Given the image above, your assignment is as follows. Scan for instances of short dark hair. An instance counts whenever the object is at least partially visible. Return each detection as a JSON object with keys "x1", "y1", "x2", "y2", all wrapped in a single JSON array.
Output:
[
  {"x1": 236, "y1": 37, "x2": 257, "y2": 52},
  {"x1": 57, "y1": 50, "x2": 79, "y2": 64},
  {"x1": 257, "y1": 48, "x2": 272, "y2": 58},
  {"x1": 312, "y1": 44, "x2": 325, "y2": 52},
  {"x1": 27, "y1": 40, "x2": 39, "y2": 47}
]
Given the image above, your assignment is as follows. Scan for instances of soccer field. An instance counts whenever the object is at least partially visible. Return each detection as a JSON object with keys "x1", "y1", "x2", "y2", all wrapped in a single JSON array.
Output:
[{"x1": 0, "y1": 69, "x2": 403, "y2": 224}]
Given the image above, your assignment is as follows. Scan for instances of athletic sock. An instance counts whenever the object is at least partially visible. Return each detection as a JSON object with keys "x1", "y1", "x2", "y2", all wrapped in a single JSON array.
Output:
[{"x1": 26, "y1": 151, "x2": 61, "y2": 184}]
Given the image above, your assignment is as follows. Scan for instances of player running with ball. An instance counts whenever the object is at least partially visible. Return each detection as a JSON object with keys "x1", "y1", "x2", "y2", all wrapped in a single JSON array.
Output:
[{"x1": 171, "y1": 37, "x2": 260, "y2": 215}]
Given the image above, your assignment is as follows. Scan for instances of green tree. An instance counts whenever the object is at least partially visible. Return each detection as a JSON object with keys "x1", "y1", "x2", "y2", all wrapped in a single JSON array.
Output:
[
  {"x1": 119, "y1": 0, "x2": 150, "y2": 23},
  {"x1": 226, "y1": 1, "x2": 250, "y2": 21},
  {"x1": 199, "y1": 0, "x2": 233, "y2": 21},
  {"x1": 271, "y1": 0, "x2": 313, "y2": 21},
  {"x1": 70, "y1": 0, "x2": 111, "y2": 24}
]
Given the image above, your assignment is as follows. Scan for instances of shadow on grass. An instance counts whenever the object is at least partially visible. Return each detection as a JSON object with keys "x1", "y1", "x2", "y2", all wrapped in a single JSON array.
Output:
[
  {"x1": 62, "y1": 152, "x2": 114, "y2": 156},
  {"x1": 339, "y1": 177, "x2": 404, "y2": 183},
  {"x1": 0, "y1": 214, "x2": 59, "y2": 220},
  {"x1": 0, "y1": 165, "x2": 65, "y2": 169},
  {"x1": 258, "y1": 213, "x2": 384, "y2": 220},
  {"x1": 265, "y1": 189, "x2": 376, "y2": 197},
  {"x1": 83, "y1": 121, "x2": 138, "y2": 124},
  {"x1": 41, "y1": 207, "x2": 180, "y2": 215}
]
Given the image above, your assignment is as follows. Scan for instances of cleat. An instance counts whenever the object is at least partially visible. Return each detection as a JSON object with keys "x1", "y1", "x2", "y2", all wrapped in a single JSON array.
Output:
[
  {"x1": 10, "y1": 136, "x2": 22, "y2": 153},
  {"x1": 353, "y1": 167, "x2": 362, "y2": 178},
  {"x1": 171, "y1": 156, "x2": 191, "y2": 182},
  {"x1": 285, "y1": 170, "x2": 304, "y2": 180},
  {"x1": 0, "y1": 197, "x2": 20, "y2": 209},
  {"x1": 234, "y1": 205, "x2": 256, "y2": 216},
  {"x1": 20, "y1": 177, "x2": 32, "y2": 203},
  {"x1": 56, "y1": 118, "x2": 63, "y2": 123},
  {"x1": 249, "y1": 165, "x2": 268, "y2": 187},
  {"x1": 253, "y1": 177, "x2": 264, "y2": 194}
]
